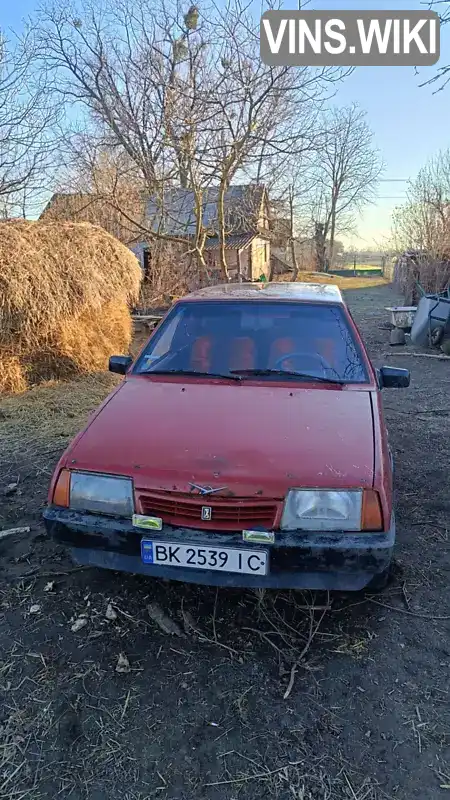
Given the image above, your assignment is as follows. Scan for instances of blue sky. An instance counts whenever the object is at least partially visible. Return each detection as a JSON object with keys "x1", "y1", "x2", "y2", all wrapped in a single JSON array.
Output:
[{"x1": 4, "y1": 0, "x2": 450, "y2": 249}]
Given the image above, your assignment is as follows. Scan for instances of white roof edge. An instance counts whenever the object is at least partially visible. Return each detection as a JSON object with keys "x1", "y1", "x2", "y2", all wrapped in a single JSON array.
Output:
[{"x1": 184, "y1": 281, "x2": 345, "y2": 303}]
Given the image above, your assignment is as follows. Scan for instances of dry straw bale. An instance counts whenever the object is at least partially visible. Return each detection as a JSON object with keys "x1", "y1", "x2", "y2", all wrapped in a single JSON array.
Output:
[
  {"x1": 0, "y1": 354, "x2": 27, "y2": 394},
  {"x1": 0, "y1": 220, "x2": 141, "y2": 393}
]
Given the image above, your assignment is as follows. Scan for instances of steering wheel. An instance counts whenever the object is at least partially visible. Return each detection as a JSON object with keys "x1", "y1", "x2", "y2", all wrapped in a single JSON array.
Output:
[{"x1": 274, "y1": 352, "x2": 332, "y2": 374}]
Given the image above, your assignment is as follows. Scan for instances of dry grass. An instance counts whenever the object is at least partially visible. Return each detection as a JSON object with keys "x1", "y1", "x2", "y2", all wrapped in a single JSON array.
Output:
[
  {"x1": 0, "y1": 356, "x2": 27, "y2": 395},
  {"x1": 0, "y1": 220, "x2": 141, "y2": 394},
  {"x1": 276, "y1": 271, "x2": 389, "y2": 290},
  {"x1": 0, "y1": 372, "x2": 121, "y2": 467}
]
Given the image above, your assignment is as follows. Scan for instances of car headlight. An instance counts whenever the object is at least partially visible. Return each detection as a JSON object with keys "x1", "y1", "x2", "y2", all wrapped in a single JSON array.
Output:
[
  {"x1": 281, "y1": 489, "x2": 362, "y2": 531},
  {"x1": 69, "y1": 472, "x2": 134, "y2": 517}
]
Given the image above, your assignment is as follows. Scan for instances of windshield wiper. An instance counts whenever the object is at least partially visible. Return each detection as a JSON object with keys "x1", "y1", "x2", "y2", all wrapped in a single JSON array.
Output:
[
  {"x1": 140, "y1": 368, "x2": 242, "y2": 382},
  {"x1": 229, "y1": 369, "x2": 345, "y2": 384}
]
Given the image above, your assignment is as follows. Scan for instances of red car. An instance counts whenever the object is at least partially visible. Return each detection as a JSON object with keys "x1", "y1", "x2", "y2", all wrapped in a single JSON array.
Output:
[{"x1": 43, "y1": 283, "x2": 410, "y2": 591}]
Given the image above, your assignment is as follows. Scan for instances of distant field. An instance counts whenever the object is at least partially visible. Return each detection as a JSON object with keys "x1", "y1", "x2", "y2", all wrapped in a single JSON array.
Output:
[{"x1": 276, "y1": 271, "x2": 388, "y2": 289}]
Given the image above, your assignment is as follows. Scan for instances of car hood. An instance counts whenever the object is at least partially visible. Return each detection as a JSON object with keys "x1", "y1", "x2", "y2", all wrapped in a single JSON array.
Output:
[{"x1": 66, "y1": 377, "x2": 375, "y2": 497}]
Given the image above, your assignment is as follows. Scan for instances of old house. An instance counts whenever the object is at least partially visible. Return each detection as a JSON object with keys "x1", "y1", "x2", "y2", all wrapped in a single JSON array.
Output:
[{"x1": 136, "y1": 184, "x2": 271, "y2": 281}]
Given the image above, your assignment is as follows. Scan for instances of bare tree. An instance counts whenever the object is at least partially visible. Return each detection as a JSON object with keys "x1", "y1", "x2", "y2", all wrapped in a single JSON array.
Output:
[
  {"x1": 42, "y1": 133, "x2": 147, "y2": 240},
  {"x1": 0, "y1": 28, "x2": 60, "y2": 216},
  {"x1": 391, "y1": 149, "x2": 450, "y2": 256},
  {"x1": 421, "y1": 1, "x2": 450, "y2": 92},
  {"x1": 390, "y1": 150, "x2": 450, "y2": 301},
  {"x1": 44, "y1": 132, "x2": 203, "y2": 303},
  {"x1": 36, "y1": 0, "x2": 217, "y2": 276},
  {"x1": 36, "y1": 0, "x2": 348, "y2": 282},
  {"x1": 271, "y1": 169, "x2": 318, "y2": 280},
  {"x1": 310, "y1": 104, "x2": 382, "y2": 270},
  {"x1": 193, "y1": 5, "x2": 339, "y2": 279}
]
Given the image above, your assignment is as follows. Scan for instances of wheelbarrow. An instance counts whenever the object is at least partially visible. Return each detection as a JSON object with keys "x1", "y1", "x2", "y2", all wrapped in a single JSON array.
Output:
[{"x1": 410, "y1": 284, "x2": 450, "y2": 347}]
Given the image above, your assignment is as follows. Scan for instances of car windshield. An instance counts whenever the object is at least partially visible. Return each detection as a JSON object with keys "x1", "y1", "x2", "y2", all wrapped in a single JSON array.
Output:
[{"x1": 133, "y1": 300, "x2": 369, "y2": 383}]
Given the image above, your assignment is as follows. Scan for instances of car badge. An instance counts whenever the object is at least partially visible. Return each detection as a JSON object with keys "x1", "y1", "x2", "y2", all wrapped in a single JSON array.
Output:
[
  {"x1": 201, "y1": 506, "x2": 212, "y2": 521},
  {"x1": 189, "y1": 482, "x2": 227, "y2": 496}
]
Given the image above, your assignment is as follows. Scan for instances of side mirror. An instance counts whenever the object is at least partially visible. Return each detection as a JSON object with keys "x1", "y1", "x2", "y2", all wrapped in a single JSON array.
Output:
[
  {"x1": 109, "y1": 355, "x2": 133, "y2": 375},
  {"x1": 379, "y1": 365, "x2": 410, "y2": 388}
]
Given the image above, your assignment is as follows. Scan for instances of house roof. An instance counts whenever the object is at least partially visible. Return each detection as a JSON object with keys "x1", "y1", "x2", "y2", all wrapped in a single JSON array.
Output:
[
  {"x1": 147, "y1": 185, "x2": 266, "y2": 237},
  {"x1": 203, "y1": 232, "x2": 269, "y2": 251},
  {"x1": 183, "y1": 282, "x2": 344, "y2": 304},
  {"x1": 39, "y1": 192, "x2": 146, "y2": 245},
  {"x1": 40, "y1": 192, "x2": 91, "y2": 217}
]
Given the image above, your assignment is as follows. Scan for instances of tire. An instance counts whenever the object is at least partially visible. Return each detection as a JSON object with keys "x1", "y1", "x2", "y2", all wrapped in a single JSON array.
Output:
[{"x1": 430, "y1": 325, "x2": 444, "y2": 347}]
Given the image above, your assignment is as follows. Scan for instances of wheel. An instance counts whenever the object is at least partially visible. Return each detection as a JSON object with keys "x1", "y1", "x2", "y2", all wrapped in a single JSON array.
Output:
[{"x1": 430, "y1": 325, "x2": 444, "y2": 347}]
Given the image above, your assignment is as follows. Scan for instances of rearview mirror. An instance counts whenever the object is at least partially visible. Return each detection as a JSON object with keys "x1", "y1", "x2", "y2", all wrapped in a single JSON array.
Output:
[
  {"x1": 379, "y1": 366, "x2": 410, "y2": 388},
  {"x1": 109, "y1": 355, "x2": 133, "y2": 375}
]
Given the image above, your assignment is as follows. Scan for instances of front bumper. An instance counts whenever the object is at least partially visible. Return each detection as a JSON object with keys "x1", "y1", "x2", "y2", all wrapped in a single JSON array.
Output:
[{"x1": 43, "y1": 506, "x2": 395, "y2": 591}]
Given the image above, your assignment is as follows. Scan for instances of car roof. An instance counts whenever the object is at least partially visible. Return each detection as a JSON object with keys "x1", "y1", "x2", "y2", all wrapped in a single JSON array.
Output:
[{"x1": 181, "y1": 281, "x2": 344, "y2": 304}]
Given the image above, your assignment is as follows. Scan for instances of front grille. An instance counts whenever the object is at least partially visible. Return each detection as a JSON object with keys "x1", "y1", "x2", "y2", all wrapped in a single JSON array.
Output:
[{"x1": 137, "y1": 490, "x2": 277, "y2": 531}]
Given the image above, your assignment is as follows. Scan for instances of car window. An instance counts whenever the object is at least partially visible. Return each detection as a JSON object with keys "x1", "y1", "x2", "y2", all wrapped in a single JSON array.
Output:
[
  {"x1": 140, "y1": 314, "x2": 181, "y2": 369},
  {"x1": 133, "y1": 300, "x2": 369, "y2": 383}
]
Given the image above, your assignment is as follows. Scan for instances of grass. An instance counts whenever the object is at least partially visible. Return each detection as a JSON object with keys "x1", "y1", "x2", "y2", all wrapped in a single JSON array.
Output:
[{"x1": 276, "y1": 271, "x2": 389, "y2": 289}]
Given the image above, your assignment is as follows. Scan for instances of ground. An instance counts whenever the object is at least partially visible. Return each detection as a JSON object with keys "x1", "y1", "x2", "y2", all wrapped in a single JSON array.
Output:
[{"x1": 0, "y1": 281, "x2": 449, "y2": 800}]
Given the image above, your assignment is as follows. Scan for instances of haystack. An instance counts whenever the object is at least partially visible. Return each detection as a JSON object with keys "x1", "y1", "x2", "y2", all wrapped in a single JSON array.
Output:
[{"x1": 0, "y1": 220, "x2": 142, "y2": 394}]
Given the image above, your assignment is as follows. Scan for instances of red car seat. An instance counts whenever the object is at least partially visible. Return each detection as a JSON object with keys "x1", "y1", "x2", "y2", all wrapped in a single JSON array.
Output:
[{"x1": 190, "y1": 336, "x2": 213, "y2": 371}]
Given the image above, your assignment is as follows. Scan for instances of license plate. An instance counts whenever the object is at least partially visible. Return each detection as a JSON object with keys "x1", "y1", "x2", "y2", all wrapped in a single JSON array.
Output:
[{"x1": 141, "y1": 540, "x2": 268, "y2": 576}]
